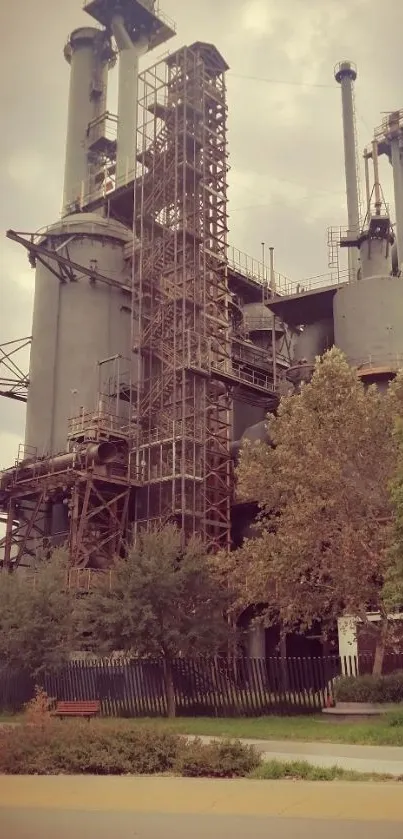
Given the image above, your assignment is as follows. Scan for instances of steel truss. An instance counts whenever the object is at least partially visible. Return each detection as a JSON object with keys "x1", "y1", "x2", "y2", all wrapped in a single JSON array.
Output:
[
  {"x1": 0, "y1": 336, "x2": 31, "y2": 403},
  {"x1": 132, "y1": 44, "x2": 232, "y2": 551},
  {"x1": 0, "y1": 441, "x2": 137, "y2": 570}
]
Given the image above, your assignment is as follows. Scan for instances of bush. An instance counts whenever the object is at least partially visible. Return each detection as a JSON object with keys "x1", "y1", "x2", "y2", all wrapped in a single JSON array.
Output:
[
  {"x1": 24, "y1": 687, "x2": 55, "y2": 727},
  {"x1": 0, "y1": 723, "x2": 260, "y2": 777},
  {"x1": 334, "y1": 672, "x2": 403, "y2": 704},
  {"x1": 252, "y1": 760, "x2": 396, "y2": 782},
  {"x1": 175, "y1": 737, "x2": 260, "y2": 778},
  {"x1": 386, "y1": 710, "x2": 403, "y2": 727}
]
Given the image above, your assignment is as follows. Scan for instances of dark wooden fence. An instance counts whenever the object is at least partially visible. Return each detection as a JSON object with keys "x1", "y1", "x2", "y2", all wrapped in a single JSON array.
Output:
[{"x1": 1, "y1": 654, "x2": 403, "y2": 717}]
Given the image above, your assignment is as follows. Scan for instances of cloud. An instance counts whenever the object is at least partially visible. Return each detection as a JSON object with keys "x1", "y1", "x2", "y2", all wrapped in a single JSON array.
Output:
[
  {"x1": 239, "y1": 1, "x2": 277, "y2": 36},
  {"x1": 6, "y1": 151, "x2": 48, "y2": 190}
]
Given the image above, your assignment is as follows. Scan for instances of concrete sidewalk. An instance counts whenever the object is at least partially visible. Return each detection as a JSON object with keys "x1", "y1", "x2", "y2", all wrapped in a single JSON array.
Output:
[
  {"x1": 0, "y1": 776, "x2": 402, "y2": 821},
  {"x1": 195, "y1": 735, "x2": 403, "y2": 777}
]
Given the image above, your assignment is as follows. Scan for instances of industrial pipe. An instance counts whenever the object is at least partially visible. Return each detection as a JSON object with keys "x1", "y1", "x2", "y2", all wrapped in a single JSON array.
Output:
[
  {"x1": 364, "y1": 152, "x2": 371, "y2": 219},
  {"x1": 386, "y1": 113, "x2": 403, "y2": 270},
  {"x1": 111, "y1": 15, "x2": 148, "y2": 188},
  {"x1": 0, "y1": 442, "x2": 118, "y2": 490},
  {"x1": 372, "y1": 140, "x2": 382, "y2": 214},
  {"x1": 335, "y1": 61, "x2": 360, "y2": 282},
  {"x1": 269, "y1": 247, "x2": 277, "y2": 388}
]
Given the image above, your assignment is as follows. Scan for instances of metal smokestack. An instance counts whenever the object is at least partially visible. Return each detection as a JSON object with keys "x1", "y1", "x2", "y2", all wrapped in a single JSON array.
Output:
[
  {"x1": 335, "y1": 61, "x2": 360, "y2": 281},
  {"x1": 63, "y1": 27, "x2": 113, "y2": 215},
  {"x1": 385, "y1": 112, "x2": 403, "y2": 270},
  {"x1": 111, "y1": 15, "x2": 148, "y2": 187}
]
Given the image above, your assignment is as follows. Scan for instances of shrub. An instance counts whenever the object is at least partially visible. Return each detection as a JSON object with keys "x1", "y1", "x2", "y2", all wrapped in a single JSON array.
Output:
[
  {"x1": 386, "y1": 710, "x2": 403, "y2": 727},
  {"x1": 175, "y1": 737, "x2": 260, "y2": 778},
  {"x1": 24, "y1": 687, "x2": 55, "y2": 727},
  {"x1": 252, "y1": 760, "x2": 396, "y2": 782},
  {"x1": 334, "y1": 672, "x2": 403, "y2": 704},
  {"x1": 0, "y1": 723, "x2": 260, "y2": 777}
]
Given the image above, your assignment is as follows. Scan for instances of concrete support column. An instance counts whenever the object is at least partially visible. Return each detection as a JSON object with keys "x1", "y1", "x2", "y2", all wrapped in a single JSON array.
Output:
[
  {"x1": 112, "y1": 15, "x2": 148, "y2": 188},
  {"x1": 337, "y1": 616, "x2": 358, "y2": 673},
  {"x1": 248, "y1": 623, "x2": 266, "y2": 659}
]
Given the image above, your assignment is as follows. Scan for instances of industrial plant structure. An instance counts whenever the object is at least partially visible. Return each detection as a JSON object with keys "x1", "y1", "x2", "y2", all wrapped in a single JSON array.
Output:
[{"x1": 1, "y1": 0, "x2": 403, "y2": 587}]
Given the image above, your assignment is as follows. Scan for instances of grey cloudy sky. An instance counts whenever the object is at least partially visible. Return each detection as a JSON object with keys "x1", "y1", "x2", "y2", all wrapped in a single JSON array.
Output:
[{"x1": 0, "y1": 0, "x2": 402, "y2": 467}]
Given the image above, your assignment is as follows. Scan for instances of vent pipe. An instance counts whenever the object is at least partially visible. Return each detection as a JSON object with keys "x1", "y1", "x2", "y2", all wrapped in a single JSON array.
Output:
[
  {"x1": 335, "y1": 61, "x2": 360, "y2": 281},
  {"x1": 111, "y1": 15, "x2": 148, "y2": 188}
]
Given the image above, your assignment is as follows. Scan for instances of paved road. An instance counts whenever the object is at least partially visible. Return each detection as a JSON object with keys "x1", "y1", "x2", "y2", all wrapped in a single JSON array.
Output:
[
  {"x1": 195, "y1": 736, "x2": 403, "y2": 776},
  {"x1": 2, "y1": 810, "x2": 403, "y2": 839},
  {"x1": 1, "y1": 777, "x2": 402, "y2": 838}
]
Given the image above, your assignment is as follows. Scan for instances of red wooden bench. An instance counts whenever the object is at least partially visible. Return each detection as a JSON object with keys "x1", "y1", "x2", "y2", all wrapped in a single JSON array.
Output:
[{"x1": 54, "y1": 700, "x2": 100, "y2": 720}]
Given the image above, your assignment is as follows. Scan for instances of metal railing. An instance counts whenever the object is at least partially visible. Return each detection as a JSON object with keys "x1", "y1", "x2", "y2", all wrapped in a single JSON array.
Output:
[
  {"x1": 374, "y1": 109, "x2": 403, "y2": 142},
  {"x1": 353, "y1": 354, "x2": 403, "y2": 372},
  {"x1": 211, "y1": 359, "x2": 276, "y2": 392},
  {"x1": 67, "y1": 409, "x2": 134, "y2": 441},
  {"x1": 227, "y1": 246, "x2": 349, "y2": 296}
]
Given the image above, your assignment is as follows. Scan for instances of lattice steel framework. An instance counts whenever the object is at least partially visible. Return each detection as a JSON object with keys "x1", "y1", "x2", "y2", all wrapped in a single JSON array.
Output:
[
  {"x1": 132, "y1": 44, "x2": 232, "y2": 551},
  {"x1": 0, "y1": 423, "x2": 140, "y2": 571}
]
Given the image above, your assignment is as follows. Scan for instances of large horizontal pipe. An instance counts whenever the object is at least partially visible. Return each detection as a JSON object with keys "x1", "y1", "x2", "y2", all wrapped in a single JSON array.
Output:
[{"x1": 1, "y1": 442, "x2": 118, "y2": 490}]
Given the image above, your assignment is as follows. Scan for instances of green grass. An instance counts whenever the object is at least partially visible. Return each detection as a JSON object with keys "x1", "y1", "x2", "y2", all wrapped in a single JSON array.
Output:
[
  {"x1": 0, "y1": 713, "x2": 23, "y2": 724},
  {"x1": 2, "y1": 711, "x2": 403, "y2": 746},
  {"x1": 252, "y1": 759, "x2": 402, "y2": 781},
  {"x1": 94, "y1": 713, "x2": 403, "y2": 746}
]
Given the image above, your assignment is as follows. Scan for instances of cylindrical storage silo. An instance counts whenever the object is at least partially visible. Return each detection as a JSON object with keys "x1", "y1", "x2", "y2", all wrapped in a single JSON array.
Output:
[
  {"x1": 242, "y1": 302, "x2": 283, "y2": 349},
  {"x1": 292, "y1": 319, "x2": 334, "y2": 363},
  {"x1": 25, "y1": 213, "x2": 133, "y2": 456},
  {"x1": 333, "y1": 275, "x2": 403, "y2": 373},
  {"x1": 286, "y1": 318, "x2": 334, "y2": 388},
  {"x1": 359, "y1": 233, "x2": 392, "y2": 280},
  {"x1": 63, "y1": 27, "x2": 114, "y2": 215}
]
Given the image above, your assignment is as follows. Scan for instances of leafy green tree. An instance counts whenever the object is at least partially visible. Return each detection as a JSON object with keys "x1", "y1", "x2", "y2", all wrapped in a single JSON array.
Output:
[
  {"x1": 383, "y1": 419, "x2": 403, "y2": 614},
  {"x1": 233, "y1": 348, "x2": 401, "y2": 674},
  {"x1": 81, "y1": 525, "x2": 233, "y2": 716},
  {"x1": 0, "y1": 550, "x2": 78, "y2": 679}
]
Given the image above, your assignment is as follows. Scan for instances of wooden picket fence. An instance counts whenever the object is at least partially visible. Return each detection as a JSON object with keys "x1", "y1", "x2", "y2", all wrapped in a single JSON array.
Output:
[{"x1": 1, "y1": 654, "x2": 403, "y2": 717}]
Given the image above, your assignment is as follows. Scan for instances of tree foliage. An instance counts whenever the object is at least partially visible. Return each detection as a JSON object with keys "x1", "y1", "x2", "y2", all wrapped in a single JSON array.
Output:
[
  {"x1": 0, "y1": 550, "x2": 77, "y2": 678},
  {"x1": 233, "y1": 348, "x2": 403, "y2": 666},
  {"x1": 383, "y1": 419, "x2": 403, "y2": 612},
  {"x1": 80, "y1": 525, "x2": 233, "y2": 715}
]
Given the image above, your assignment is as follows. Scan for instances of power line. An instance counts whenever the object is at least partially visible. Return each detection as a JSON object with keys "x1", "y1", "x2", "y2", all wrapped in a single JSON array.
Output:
[{"x1": 231, "y1": 72, "x2": 336, "y2": 90}]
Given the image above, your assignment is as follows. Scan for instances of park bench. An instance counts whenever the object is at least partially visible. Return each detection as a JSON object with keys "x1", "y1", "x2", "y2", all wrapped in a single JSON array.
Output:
[{"x1": 54, "y1": 700, "x2": 100, "y2": 720}]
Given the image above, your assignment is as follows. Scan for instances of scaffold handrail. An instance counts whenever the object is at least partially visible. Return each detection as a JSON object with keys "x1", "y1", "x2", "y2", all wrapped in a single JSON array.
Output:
[
  {"x1": 374, "y1": 109, "x2": 403, "y2": 142},
  {"x1": 67, "y1": 409, "x2": 134, "y2": 438}
]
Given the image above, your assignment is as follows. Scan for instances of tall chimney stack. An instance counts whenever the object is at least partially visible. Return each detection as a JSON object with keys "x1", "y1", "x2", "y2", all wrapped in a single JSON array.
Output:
[
  {"x1": 63, "y1": 27, "x2": 114, "y2": 215},
  {"x1": 335, "y1": 61, "x2": 360, "y2": 281}
]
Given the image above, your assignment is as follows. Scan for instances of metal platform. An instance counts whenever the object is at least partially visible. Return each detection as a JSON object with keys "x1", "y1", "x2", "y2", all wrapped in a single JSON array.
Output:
[
  {"x1": 268, "y1": 284, "x2": 345, "y2": 327},
  {"x1": 83, "y1": 0, "x2": 176, "y2": 50}
]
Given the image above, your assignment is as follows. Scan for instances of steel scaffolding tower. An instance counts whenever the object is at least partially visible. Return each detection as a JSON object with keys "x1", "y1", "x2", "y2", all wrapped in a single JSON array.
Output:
[
  {"x1": 1, "y1": 37, "x2": 281, "y2": 574},
  {"x1": 132, "y1": 44, "x2": 232, "y2": 551}
]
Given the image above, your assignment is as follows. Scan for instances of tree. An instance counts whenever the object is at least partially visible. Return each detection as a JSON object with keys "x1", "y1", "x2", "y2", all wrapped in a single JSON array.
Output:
[
  {"x1": 0, "y1": 550, "x2": 78, "y2": 679},
  {"x1": 383, "y1": 419, "x2": 403, "y2": 614},
  {"x1": 232, "y1": 348, "x2": 401, "y2": 674},
  {"x1": 81, "y1": 525, "x2": 233, "y2": 716}
]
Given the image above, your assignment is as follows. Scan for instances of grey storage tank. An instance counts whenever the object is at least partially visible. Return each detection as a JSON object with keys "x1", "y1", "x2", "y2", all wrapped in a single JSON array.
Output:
[
  {"x1": 333, "y1": 274, "x2": 403, "y2": 378},
  {"x1": 292, "y1": 319, "x2": 334, "y2": 363},
  {"x1": 25, "y1": 214, "x2": 132, "y2": 455}
]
